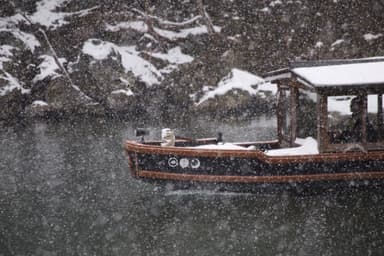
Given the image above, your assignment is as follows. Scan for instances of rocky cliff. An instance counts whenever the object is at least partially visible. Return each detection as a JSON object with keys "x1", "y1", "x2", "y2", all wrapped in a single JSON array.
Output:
[{"x1": 1, "y1": 0, "x2": 383, "y2": 122}]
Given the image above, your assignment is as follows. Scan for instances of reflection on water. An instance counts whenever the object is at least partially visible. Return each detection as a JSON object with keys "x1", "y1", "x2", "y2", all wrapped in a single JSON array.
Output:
[{"x1": 0, "y1": 117, "x2": 384, "y2": 255}]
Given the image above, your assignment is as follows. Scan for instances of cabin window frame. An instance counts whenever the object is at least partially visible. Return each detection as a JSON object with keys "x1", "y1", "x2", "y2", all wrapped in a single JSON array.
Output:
[
  {"x1": 276, "y1": 83, "x2": 291, "y2": 147},
  {"x1": 276, "y1": 80, "x2": 301, "y2": 147},
  {"x1": 277, "y1": 79, "x2": 318, "y2": 149},
  {"x1": 317, "y1": 89, "x2": 384, "y2": 153}
]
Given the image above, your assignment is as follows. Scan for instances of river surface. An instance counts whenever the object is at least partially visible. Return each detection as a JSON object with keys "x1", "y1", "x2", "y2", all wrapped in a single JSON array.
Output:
[{"x1": 1, "y1": 117, "x2": 384, "y2": 256}]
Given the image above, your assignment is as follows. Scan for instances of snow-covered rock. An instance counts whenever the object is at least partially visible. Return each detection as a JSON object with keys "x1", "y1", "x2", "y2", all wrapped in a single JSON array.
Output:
[
  {"x1": 106, "y1": 89, "x2": 135, "y2": 112},
  {"x1": 24, "y1": 100, "x2": 51, "y2": 118},
  {"x1": 0, "y1": 89, "x2": 27, "y2": 120},
  {"x1": 194, "y1": 69, "x2": 277, "y2": 117},
  {"x1": 197, "y1": 69, "x2": 276, "y2": 105},
  {"x1": 44, "y1": 77, "x2": 94, "y2": 113}
]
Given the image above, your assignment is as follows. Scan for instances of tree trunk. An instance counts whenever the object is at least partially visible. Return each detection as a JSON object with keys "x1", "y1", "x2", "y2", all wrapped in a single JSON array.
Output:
[{"x1": 197, "y1": 0, "x2": 215, "y2": 35}]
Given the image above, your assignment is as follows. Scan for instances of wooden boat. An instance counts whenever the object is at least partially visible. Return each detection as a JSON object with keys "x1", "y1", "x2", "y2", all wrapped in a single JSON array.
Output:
[{"x1": 124, "y1": 58, "x2": 384, "y2": 191}]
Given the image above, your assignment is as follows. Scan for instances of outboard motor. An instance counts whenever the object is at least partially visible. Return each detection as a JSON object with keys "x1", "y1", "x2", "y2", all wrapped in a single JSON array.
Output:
[
  {"x1": 135, "y1": 128, "x2": 149, "y2": 143},
  {"x1": 217, "y1": 132, "x2": 223, "y2": 144}
]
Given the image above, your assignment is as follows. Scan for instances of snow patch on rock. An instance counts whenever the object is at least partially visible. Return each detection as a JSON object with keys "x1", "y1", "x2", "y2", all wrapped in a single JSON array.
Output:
[
  {"x1": 363, "y1": 33, "x2": 383, "y2": 41},
  {"x1": 33, "y1": 55, "x2": 66, "y2": 82},
  {"x1": 105, "y1": 20, "x2": 221, "y2": 41},
  {"x1": 111, "y1": 89, "x2": 134, "y2": 96},
  {"x1": 82, "y1": 39, "x2": 193, "y2": 86},
  {"x1": 197, "y1": 69, "x2": 276, "y2": 105},
  {"x1": 32, "y1": 100, "x2": 49, "y2": 106},
  {"x1": 28, "y1": 0, "x2": 98, "y2": 29},
  {"x1": 0, "y1": 72, "x2": 30, "y2": 96}
]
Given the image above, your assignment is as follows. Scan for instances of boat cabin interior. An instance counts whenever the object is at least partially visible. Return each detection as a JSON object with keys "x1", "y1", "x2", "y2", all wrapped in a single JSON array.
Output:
[{"x1": 264, "y1": 57, "x2": 384, "y2": 154}]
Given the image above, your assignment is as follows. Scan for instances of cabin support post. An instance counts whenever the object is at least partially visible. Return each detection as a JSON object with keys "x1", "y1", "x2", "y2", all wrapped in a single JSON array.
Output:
[
  {"x1": 378, "y1": 94, "x2": 383, "y2": 140},
  {"x1": 317, "y1": 93, "x2": 328, "y2": 153},
  {"x1": 289, "y1": 85, "x2": 298, "y2": 146},
  {"x1": 362, "y1": 93, "x2": 368, "y2": 146},
  {"x1": 277, "y1": 84, "x2": 285, "y2": 145}
]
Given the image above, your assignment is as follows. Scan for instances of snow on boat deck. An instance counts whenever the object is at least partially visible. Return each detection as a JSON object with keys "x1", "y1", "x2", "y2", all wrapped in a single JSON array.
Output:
[{"x1": 192, "y1": 137, "x2": 319, "y2": 156}]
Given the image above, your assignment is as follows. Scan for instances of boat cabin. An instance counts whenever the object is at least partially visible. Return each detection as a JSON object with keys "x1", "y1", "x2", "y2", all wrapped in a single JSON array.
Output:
[{"x1": 264, "y1": 58, "x2": 384, "y2": 153}]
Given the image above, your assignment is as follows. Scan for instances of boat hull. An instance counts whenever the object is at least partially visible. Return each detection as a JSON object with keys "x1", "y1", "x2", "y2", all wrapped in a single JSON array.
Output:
[{"x1": 124, "y1": 140, "x2": 384, "y2": 191}]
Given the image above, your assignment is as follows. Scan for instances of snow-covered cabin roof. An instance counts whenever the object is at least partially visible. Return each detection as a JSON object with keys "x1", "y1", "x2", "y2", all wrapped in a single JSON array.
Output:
[{"x1": 265, "y1": 57, "x2": 384, "y2": 90}]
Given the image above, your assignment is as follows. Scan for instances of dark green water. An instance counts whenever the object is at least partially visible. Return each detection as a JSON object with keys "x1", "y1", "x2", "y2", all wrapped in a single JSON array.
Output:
[{"x1": 1, "y1": 117, "x2": 384, "y2": 256}]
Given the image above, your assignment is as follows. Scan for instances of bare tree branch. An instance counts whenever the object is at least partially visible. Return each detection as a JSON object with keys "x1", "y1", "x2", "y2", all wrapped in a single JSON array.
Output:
[
  {"x1": 132, "y1": 8, "x2": 202, "y2": 28},
  {"x1": 132, "y1": 1, "x2": 174, "y2": 47}
]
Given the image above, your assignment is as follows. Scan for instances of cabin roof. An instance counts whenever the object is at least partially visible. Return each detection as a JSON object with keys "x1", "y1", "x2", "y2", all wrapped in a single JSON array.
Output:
[{"x1": 265, "y1": 57, "x2": 384, "y2": 89}]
